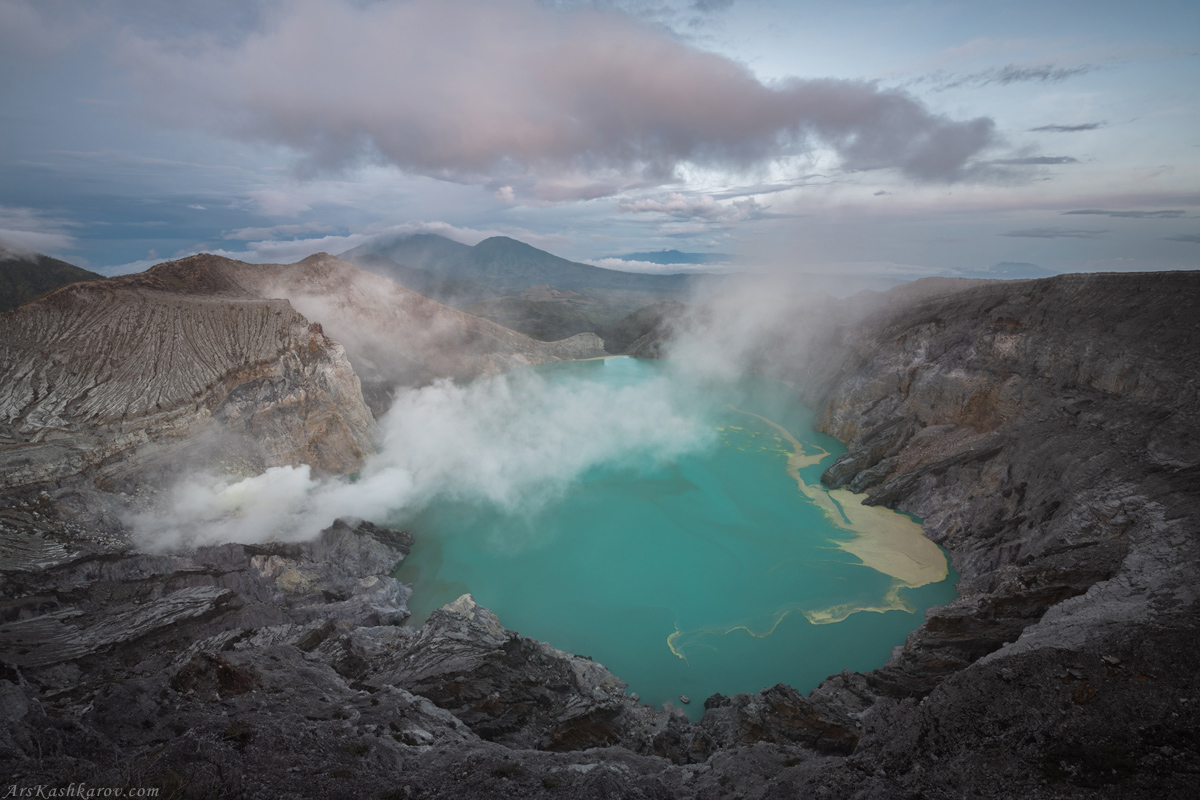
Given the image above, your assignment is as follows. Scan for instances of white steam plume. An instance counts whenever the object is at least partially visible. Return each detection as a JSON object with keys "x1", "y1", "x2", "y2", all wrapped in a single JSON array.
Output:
[{"x1": 131, "y1": 363, "x2": 715, "y2": 551}]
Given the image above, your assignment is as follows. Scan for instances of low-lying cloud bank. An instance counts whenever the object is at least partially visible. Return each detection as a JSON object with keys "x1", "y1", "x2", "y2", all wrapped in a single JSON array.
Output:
[
  {"x1": 131, "y1": 363, "x2": 716, "y2": 551},
  {"x1": 119, "y1": 0, "x2": 997, "y2": 199}
]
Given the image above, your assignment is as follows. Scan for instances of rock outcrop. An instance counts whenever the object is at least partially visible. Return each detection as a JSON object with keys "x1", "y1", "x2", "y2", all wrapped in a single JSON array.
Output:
[
  {"x1": 0, "y1": 273, "x2": 374, "y2": 490},
  {"x1": 0, "y1": 252, "x2": 606, "y2": 491}
]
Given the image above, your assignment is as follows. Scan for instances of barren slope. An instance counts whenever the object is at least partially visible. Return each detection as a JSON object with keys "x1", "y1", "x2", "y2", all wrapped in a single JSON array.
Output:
[
  {"x1": 0, "y1": 252, "x2": 605, "y2": 489},
  {"x1": 0, "y1": 271, "x2": 374, "y2": 489}
]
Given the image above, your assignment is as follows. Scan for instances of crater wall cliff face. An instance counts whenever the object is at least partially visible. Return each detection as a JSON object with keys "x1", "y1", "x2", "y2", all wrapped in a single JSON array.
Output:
[
  {"x1": 796, "y1": 272, "x2": 1198, "y2": 633},
  {"x1": 619, "y1": 271, "x2": 1200, "y2": 795},
  {"x1": 0, "y1": 252, "x2": 606, "y2": 490},
  {"x1": 0, "y1": 277, "x2": 374, "y2": 489},
  {"x1": 1, "y1": 270, "x2": 1196, "y2": 798}
]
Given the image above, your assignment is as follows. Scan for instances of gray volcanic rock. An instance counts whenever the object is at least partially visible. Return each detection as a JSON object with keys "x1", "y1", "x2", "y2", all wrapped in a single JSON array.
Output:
[
  {"x1": 0, "y1": 516, "x2": 711, "y2": 798},
  {"x1": 629, "y1": 270, "x2": 1200, "y2": 796},
  {"x1": 0, "y1": 267, "x2": 374, "y2": 490},
  {"x1": 0, "y1": 251, "x2": 606, "y2": 492},
  {"x1": 2, "y1": 270, "x2": 1198, "y2": 798}
]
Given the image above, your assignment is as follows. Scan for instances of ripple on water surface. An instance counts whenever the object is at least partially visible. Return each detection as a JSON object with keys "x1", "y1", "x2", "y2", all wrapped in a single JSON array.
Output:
[{"x1": 392, "y1": 357, "x2": 957, "y2": 721}]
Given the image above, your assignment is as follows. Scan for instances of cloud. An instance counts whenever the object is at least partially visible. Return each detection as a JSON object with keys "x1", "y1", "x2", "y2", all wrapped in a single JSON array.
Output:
[
  {"x1": 1164, "y1": 234, "x2": 1200, "y2": 244},
  {"x1": 132, "y1": 365, "x2": 715, "y2": 549},
  {"x1": 709, "y1": 177, "x2": 827, "y2": 199},
  {"x1": 617, "y1": 193, "x2": 767, "y2": 222},
  {"x1": 990, "y1": 156, "x2": 1079, "y2": 166},
  {"x1": 929, "y1": 63, "x2": 1096, "y2": 91},
  {"x1": 224, "y1": 222, "x2": 335, "y2": 241},
  {"x1": 0, "y1": 0, "x2": 96, "y2": 65},
  {"x1": 874, "y1": 190, "x2": 891, "y2": 196},
  {"x1": 118, "y1": 0, "x2": 997, "y2": 200},
  {"x1": 495, "y1": 185, "x2": 516, "y2": 204},
  {"x1": 692, "y1": 0, "x2": 735, "y2": 10},
  {"x1": 1029, "y1": 122, "x2": 1106, "y2": 133},
  {"x1": 0, "y1": 206, "x2": 78, "y2": 258},
  {"x1": 585, "y1": 257, "x2": 714, "y2": 274},
  {"x1": 978, "y1": 64, "x2": 1095, "y2": 85},
  {"x1": 1063, "y1": 209, "x2": 1185, "y2": 218},
  {"x1": 1001, "y1": 227, "x2": 1107, "y2": 239}
]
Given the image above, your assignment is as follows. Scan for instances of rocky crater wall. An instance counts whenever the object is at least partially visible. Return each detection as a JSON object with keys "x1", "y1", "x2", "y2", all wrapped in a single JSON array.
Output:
[
  {"x1": 0, "y1": 278, "x2": 374, "y2": 489},
  {"x1": 1, "y1": 270, "x2": 1197, "y2": 798},
  {"x1": 0, "y1": 252, "x2": 606, "y2": 491}
]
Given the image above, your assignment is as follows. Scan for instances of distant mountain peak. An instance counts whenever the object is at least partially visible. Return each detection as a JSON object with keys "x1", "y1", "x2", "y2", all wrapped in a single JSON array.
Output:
[{"x1": 340, "y1": 233, "x2": 703, "y2": 294}]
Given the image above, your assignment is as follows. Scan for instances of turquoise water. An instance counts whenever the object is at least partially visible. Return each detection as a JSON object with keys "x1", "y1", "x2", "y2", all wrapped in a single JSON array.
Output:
[{"x1": 390, "y1": 357, "x2": 957, "y2": 720}]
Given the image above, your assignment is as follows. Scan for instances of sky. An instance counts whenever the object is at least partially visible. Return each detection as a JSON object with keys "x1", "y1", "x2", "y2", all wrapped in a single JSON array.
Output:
[{"x1": 1, "y1": 0, "x2": 1197, "y2": 279}]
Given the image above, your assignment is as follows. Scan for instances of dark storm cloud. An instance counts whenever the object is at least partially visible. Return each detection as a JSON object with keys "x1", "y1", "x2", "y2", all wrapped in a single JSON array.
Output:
[
  {"x1": 118, "y1": 0, "x2": 998, "y2": 201},
  {"x1": 1163, "y1": 234, "x2": 1200, "y2": 244},
  {"x1": 990, "y1": 156, "x2": 1079, "y2": 166},
  {"x1": 1064, "y1": 209, "x2": 1186, "y2": 218},
  {"x1": 1001, "y1": 227, "x2": 1107, "y2": 239},
  {"x1": 1030, "y1": 122, "x2": 1106, "y2": 133}
]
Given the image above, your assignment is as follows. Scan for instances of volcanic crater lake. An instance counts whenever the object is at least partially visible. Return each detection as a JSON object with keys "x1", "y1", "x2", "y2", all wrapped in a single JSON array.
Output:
[{"x1": 391, "y1": 357, "x2": 957, "y2": 720}]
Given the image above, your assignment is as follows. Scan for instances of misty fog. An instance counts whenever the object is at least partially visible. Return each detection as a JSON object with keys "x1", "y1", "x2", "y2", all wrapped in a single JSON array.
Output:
[
  {"x1": 128, "y1": 274, "x2": 870, "y2": 552},
  {"x1": 130, "y1": 360, "x2": 716, "y2": 551}
]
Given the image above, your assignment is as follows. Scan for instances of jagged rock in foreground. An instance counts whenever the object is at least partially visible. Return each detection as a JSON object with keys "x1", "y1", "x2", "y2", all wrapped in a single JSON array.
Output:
[
  {"x1": 0, "y1": 516, "x2": 737, "y2": 798},
  {"x1": 2, "y1": 270, "x2": 1198, "y2": 798}
]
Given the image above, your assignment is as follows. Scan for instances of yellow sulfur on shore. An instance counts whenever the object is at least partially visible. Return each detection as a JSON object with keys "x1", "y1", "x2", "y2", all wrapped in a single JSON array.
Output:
[
  {"x1": 730, "y1": 405, "x2": 948, "y2": 618},
  {"x1": 666, "y1": 406, "x2": 951, "y2": 660}
]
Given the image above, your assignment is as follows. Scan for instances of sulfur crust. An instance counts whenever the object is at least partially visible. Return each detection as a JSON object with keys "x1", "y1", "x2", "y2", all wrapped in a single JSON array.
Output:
[{"x1": 667, "y1": 407, "x2": 950, "y2": 659}]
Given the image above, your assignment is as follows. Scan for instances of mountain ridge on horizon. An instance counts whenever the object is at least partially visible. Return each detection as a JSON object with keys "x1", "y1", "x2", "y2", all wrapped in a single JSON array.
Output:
[{"x1": 339, "y1": 233, "x2": 706, "y2": 294}]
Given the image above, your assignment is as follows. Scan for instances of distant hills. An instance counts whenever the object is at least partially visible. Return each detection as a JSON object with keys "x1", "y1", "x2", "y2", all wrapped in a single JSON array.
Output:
[
  {"x1": 0, "y1": 252, "x2": 105, "y2": 312},
  {"x1": 339, "y1": 234, "x2": 703, "y2": 294},
  {"x1": 346, "y1": 253, "x2": 502, "y2": 307},
  {"x1": 338, "y1": 234, "x2": 712, "y2": 347},
  {"x1": 0, "y1": 237, "x2": 1058, "y2": 358}
]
